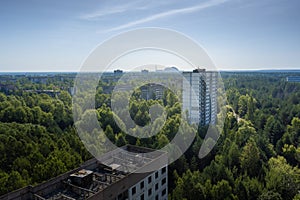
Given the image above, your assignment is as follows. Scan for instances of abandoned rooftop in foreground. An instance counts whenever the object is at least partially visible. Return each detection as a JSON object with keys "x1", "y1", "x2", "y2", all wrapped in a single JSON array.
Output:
[{"x1": 0, "y1": 145, "x2": 168, "y2": 200}]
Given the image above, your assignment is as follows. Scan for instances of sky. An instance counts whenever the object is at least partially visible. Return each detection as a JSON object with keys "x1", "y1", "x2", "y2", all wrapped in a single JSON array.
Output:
[{"x1": 0, "y1": 0, "x2": 299, "y2": 72}]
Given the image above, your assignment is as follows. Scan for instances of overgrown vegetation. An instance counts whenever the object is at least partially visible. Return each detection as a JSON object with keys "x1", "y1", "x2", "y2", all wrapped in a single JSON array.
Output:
[
  {"x1": 170, "y1": 72, "x2": 300, "y2": 200},
  {"x1": 0, "y1": 72, "x2": 299, "y2": 199}
]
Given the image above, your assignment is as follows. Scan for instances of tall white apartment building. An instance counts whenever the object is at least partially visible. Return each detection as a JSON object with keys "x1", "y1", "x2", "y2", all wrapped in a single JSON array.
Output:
[
  {"x1": 182, "y1": 69, "x2": 218, "y2": 125},
  {"x1": 205, "y1": 71, "x2": 218, "y2": 125}
]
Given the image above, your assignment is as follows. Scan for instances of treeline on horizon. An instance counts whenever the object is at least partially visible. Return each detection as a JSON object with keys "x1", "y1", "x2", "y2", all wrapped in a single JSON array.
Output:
[{"x1": 0, "y1": 72, "x2": 299, "y2": 199}]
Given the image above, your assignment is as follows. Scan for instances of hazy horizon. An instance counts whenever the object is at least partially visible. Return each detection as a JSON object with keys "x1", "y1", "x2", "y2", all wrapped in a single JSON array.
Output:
[{"x1": 0, "y1": 68, "x2": 300, "y2": 73}]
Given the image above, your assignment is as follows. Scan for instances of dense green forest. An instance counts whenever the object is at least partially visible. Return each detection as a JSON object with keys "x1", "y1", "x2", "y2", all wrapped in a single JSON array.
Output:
[
  {"x1": 170, "y1": 73, "x2": 300, "y2": 200},
  {"x1": 0, "y1": 91, "x2": 91, "y2": 194},
  {"x1": 0, "y1": 72, "x2": 299, "y2": 199}
]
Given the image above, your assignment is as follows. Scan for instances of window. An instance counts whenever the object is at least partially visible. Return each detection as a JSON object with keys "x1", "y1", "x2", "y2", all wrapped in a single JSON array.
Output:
[
  {"x1": 117, "y1": 194, "x2": 122, "y2": 200},
  {"x1": 162, "y1": 178, "x2": 166, "y2": 185},
  {"x1": 162, "y1": 188, "x2": 166, "y2": 196},
  {"x1": 155, "y1": 183, "x2": 159, "y2": 191},
  {"x1": 155, "y1": 195, "x2": 159, "y2": 200},
  {"x1": 148, "y1": 188, "x2": 152, "y2": 196},
  {"x1": 140, "y1": 194, "x2": 144, "y2": 200},
  {"x1": 155, "y1": 171, "x2": 158, "y2": 179},
  {"x1": 140, "y1": 181, "x2": 144, "y2": 189},
  {"x1": 132, "y1": 187, "x2": 136, "y2": 195},
  {"x1": 148, "y1": 176, "x2": 152, "y2": 184},
  {"x1": 162, "y1": 167, "x2": 166, "y2": 174}
]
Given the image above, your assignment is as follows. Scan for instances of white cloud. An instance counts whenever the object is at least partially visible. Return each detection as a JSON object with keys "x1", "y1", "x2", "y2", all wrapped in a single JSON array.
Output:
[
  {"x1": 100, "y1": 0, "x2": 228, "y2": 33},
  {"x1": 80, "y1": 0, "x2": 172, "y2": 20},
  {"x1": 80, "y1": 1, "x2": 142, "y2": 20}
]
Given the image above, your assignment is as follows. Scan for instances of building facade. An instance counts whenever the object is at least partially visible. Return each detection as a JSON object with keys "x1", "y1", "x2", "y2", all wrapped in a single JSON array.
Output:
[
  {"x1": 128, "y1": 166, "x2": 168, "y2": 200},
  {"x1": 205, "y1": 71, "x2": 218, "y2": 125},
  {"x1": 182, "y1": 69, "x2": 218, "y2": 125},
  {"x1": 140, "y1": 83, "x2": 165, "y2": 100}
]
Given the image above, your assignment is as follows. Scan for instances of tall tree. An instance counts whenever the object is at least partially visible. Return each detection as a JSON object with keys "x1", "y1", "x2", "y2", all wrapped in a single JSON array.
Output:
[{"x1": 240, "y1": 137, "x2": 261, "y2": 177}]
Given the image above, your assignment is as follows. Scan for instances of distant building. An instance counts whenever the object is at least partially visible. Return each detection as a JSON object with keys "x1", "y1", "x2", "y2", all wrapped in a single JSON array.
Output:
[
  {"x1": 286, "y1": 76, "x2": 300, "y2": 82},
  {"x1": 182, "y1": 69, "x2": 218, "y2": 125},
  {"x1": 182, "y1": 69, "x2": 206, "y2": 125},
  {"x1": 114, "y1": 69, "x2": 123, "y2": 75},
  {"x1": 0, "y1": 145, "x2": 168, "y2": 200},
  {"x1": 140, "y1": 83, "x2": 165, "y2": 100}
]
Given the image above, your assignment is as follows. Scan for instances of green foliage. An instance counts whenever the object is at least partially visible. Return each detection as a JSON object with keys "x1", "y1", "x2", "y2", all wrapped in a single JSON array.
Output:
[
  {"x1": 211, "y1": 180, "x2": 237, "y2": 200},
  {"x1": 170, "y1": 72, "x2": 300, "y2": 200},
  {"x1": 0, "y1": 85, "x2": 90, "y2": 195},
  {"x1": 240, "y1": 137, "x2": 261, "y2": 177},
  {"x1": 1, "y1": 72, "x2": 300, "y2": 199},
  {"x1": 265, "y1": 156, "x2": 300, "y2": 199},
  {"x1": 258, "y1": 191, "x2": 283, "y2": 200}
]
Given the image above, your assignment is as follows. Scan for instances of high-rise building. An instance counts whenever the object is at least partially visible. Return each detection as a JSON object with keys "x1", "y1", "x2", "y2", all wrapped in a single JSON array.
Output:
[
  {"x1": 205, "y1": 71, "x2": 218, "y2": 125},
  {"x1": 182, "y1": 69, "x2": 206, "y2": 125},
  {"x1": 182, "y1": 69, "x2": 218, "y2": 125},
  {"x1": 0, "y1": 145, "x2": 168, "y2": 200}
]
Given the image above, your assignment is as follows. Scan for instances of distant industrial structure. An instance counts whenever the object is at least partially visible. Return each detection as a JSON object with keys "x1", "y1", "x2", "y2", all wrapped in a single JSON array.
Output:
[
  {"x1": 182, "y1": 69, "x2": 218, "y2": 125},
  {"x1": 0, "y1": 145, "x2": 168, "y2": 200}
]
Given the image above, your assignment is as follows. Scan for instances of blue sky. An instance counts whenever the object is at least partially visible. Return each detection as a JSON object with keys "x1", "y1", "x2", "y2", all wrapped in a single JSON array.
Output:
[{"x1": 0, "y1": 0, "x2": 299, "y2": 71}]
